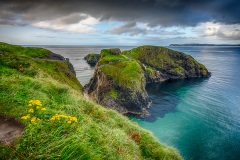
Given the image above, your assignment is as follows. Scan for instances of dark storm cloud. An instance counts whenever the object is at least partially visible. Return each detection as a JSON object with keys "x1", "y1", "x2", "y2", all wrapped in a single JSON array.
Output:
[
  {"x1": 59, "y1": 14, "x2": 88, "y2": 25},
  {"x1": 109, "y1": 21, "x2": 146, "y2": 35},
  {"x1": 0, "y1": 0, "x2": 239, "y2": 27}
]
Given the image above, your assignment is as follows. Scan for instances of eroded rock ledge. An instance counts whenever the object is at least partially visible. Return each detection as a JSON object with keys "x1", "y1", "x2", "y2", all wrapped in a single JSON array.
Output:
[{"x1": 84, "y1": 46, "x2": 211, "y2": 115}]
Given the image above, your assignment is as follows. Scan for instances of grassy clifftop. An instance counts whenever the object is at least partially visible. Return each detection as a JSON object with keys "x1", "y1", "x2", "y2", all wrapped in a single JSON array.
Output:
[
  {"x1": 122, "y1": 45, "x2": 210, "y2": 77},
  {"x1": 98, "y1": 49, "x2": 145, "y2": 92},
  {"x1": 0, "y1": 43, "x2": 182, "y2": 159}
]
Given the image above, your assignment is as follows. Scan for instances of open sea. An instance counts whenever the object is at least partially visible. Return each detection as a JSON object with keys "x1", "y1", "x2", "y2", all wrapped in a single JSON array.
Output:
[{"x1": 43, "y1": 45, "x2": 240, "y2": 160}]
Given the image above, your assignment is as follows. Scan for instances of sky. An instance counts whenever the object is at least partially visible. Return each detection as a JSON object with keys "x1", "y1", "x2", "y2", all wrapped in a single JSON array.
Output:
[{"x1": 0, "y1": 0, "x2": 239, "y2": 46}]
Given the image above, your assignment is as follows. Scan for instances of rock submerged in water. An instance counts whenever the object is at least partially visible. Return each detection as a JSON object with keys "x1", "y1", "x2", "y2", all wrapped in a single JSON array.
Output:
[
  {"x1": 84, "y1": 46, "x2": 211, "y2": 115},
  {"x1": 84, "y1": 53, "x2": 100, "y2": 65}
]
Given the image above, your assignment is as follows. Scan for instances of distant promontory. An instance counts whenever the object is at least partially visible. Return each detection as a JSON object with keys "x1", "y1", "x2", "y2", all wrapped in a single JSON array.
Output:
[{"x1": 169, "y1": 43, "x2": 240, "y2": 46}]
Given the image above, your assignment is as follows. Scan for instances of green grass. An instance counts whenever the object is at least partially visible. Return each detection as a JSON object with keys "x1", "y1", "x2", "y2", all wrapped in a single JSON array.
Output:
[
  {"x1": 98, "y1": 49, "x2": 145, "y2": 92},
  {"x1": 169, "y1": 67, "x2": 185, "y2": 75},
  {"x1": 0, "y1": 42, "x2": 50, "y2": 58},
  {"x1": 123, "y1": 45, "x2": 209, "y2": 76},
  {"x1": 145, "y1": 66, "x2": 155, "y2": 75},
  {"x1": 99, "y1": 61, "x2": 145, "y2": 92},
  {"x1": 98, "y1": 49, "x2": 130, "y2": 65},
  {"x1": 85, "y1": 53, "x2": 99, "y2": 61},
  {"x1": 0, "y1": 43, "x2": 182, "y2": 160},
  {"x1": 107, "y1": 89, "x2": 118, "y2": 100},
  {"x1": 87, "y1": 53, "x2": 99, "y2": 58}
]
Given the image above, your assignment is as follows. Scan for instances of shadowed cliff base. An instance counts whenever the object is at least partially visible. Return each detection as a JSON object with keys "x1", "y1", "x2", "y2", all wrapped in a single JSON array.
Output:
[{"x1": 127, "y1": 78, "x2": 208, "y2": 122}]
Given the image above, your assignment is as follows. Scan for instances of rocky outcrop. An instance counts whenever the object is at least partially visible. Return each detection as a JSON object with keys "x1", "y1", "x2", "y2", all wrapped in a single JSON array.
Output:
[
  {"x1": 48, "y1": 52, "x2": 65, "y2": 61},
  {"x1": 46, "y1": 52, "x2": 76, "y2": 76},
  {"x1": 84, "y1": 53, "x2": 100, "y2": 65},
  {"x1": 44, "y1": 52, "x2": 76, "y2": 76},
  {"x1": 123, "y1": 46, "x2": 211, "y2": 83},
  {"x1": 84, "y1": 68, "x2": 151, "y2": 114},
  {"x1": 84, "y1": 49, "x2": 151, "y2": 114},
  {"x1": 107, "y1": 48, "x2": 121, "y2": 55},
  {"x1": 84, "y1": 46, "x2": 211, "y2": 115}
]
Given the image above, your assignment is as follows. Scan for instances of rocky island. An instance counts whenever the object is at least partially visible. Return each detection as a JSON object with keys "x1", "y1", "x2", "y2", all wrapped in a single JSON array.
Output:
[
  {"x1": 84, "y1": 53, "x2": 100, "y2": 65},
  {"x1": 84, "y1": 46, "x2": 211, "y2": 115}
]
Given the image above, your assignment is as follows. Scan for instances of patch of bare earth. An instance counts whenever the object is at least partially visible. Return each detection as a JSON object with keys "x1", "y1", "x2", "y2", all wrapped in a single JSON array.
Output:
[{"x1": 0, "y1": 116, "x2": 24, "y2": 146}]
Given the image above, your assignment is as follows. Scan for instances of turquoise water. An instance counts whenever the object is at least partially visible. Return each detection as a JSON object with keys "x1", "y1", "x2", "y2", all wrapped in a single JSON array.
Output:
[
  {"x1": 44, "y1": 46, "x2": 240, "y2": 160},
  {"x1": 130, "y1": 46, "x2": 240, "y2": 160}
]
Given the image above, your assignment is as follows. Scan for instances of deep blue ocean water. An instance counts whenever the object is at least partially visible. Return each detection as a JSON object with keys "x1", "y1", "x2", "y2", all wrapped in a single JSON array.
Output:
[{"x1": 44, "y1": 46, "x2": 240, "y2": 160}]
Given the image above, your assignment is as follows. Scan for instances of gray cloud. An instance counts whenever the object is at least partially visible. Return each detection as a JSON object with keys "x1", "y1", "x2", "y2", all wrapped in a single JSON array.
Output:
[
  {"x1": 198, "y1": 22, "x2": 240, "y2": 40},
  {"x1": 215, "y1": 30, "x2": 240, "y2": 40},
  {"x1": 0, "y1": 0, "x2": 239, "y2": 28},
  {"x1": 109, "y1": 21, "x2": 146, "y2": 35}
]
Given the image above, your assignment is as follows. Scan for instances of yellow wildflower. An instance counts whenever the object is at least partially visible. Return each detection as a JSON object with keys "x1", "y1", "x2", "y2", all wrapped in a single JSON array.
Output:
[
  {"x1": 28, "y1": 108, "x2": 34, "y2": 113},
  {"x1": 50, "y1": 114, "x2": 78, "y2": 123},
  {"x1": 50, "y1": 117, "x2": 56, "y2": 121},
  {"x1": 70, "y1": 117, "x2": 78, "y2": 122},
  {"x1": 41, "y1": 108, "x2": 46, "y2": 111},
  {"x1": 21, "y1": 114, "x2": 31, "y2": 120},
  {"x1": 28, "y1": 100, "x2": 42, "y2": 107},
  {"x1": 60, "y1": 115, "x2": 68, "y2": 118},
  {"x1": 31, "y1": 117, "x2": 37, "y2": 122}
]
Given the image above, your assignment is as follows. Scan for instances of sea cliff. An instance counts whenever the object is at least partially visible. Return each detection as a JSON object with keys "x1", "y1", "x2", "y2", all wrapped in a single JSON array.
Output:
[{"x1": 84, "y1": 45, "x2": 211, "y2": 115}]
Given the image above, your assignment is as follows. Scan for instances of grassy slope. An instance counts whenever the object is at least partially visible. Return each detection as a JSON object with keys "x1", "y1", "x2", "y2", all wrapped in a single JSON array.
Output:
[
  {"x1": 0, "y1": 43, "x2": 182, "y2": 160},
  {"x1": 98, "y1": 49, "x2": 145, "y2": 92},
  {"x1": 122, "y1": 45, "x2": 208, "y2": 76}
]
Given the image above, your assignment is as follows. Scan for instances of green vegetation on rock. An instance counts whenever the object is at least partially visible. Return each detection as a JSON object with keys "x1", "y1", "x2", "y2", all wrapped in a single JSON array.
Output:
[
  {"x1": 87, "y1": 53, "x2": 99, "y2": 58},
  {"x1": 123, "y1": 45, "x2": 210, "y2": 78},
  {"x1": 99, "y1": 59, "x2": 145, "y2": 92},
  {"x1": 84, "y1": 53, "x2": 100, "y2": 64},
  {"x1": 98, "y1": 49, "x2": 129, "y2": 65},
  {"x1": 0, "y1": 43, "x2": 182, "y2": 160},
  {"x1": 145, "y1": 65, "x2": 155, "y2": 76},
  {"x1": 98, "y1": 49, "x2": 145, "y2": 92},
  {"x1": 107, "y1": 89, "x2": 118, "y2": 100}
]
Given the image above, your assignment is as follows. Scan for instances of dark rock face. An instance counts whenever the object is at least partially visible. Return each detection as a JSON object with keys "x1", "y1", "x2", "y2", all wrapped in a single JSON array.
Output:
[
  {"x1": 43, "y1": 52, "x2": 76, "y2": 76},
  {"x1": 108, "y1": 48, "x2": 121, "y2": 55},
  {"x1": 84, "y1": 69, "x2": 151, "y2": 114},
  {"x1": 84, "y1": 54, "x2": 100, "y2": 65},
  {"x1": 49, "y1": 52, "x2": 65, "y2": 61},
  {"x1": 48, "y1": 52, "x2": 76, "y2": 76},
  {"x1": 67, "y1": 62, "x2": 76, "y2": 76}
]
